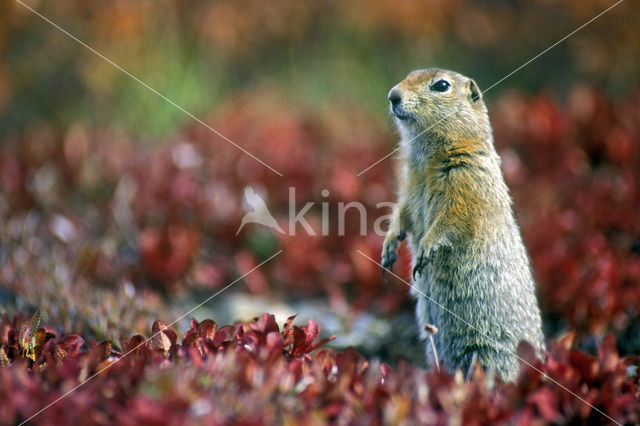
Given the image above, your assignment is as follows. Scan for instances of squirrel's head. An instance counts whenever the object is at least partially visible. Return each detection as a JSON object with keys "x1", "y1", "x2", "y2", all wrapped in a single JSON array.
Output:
[{"x1": 388, "y1": 68, "x2": 490, "y2": 142}]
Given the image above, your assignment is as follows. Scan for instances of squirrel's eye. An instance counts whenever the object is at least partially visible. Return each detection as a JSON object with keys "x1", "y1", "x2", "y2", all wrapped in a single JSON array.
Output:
[{"x1": 430, "y1": 79, "x2": 451, "y2": 92}]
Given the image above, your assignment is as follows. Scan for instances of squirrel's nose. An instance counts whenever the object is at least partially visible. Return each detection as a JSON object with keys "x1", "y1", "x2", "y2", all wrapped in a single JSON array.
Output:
[{"x1": 388, "y1": 88, "x2": 402, "y2": 108}]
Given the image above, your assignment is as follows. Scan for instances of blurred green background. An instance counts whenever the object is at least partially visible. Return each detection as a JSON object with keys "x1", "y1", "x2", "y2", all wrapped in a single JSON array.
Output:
[{"x1": 2, "y1": 0, "x2": 637, "y2": 140}]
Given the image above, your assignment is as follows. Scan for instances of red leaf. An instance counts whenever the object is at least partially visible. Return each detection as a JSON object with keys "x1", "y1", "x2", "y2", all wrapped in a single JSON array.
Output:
[
  {"x1": 124, "y1": 335, "x2": 146, "y2": 354},
  {"x1": 265, "y1": 331, "x2": 283, "y2": 353},
  {"x1": 53, "y1": 335, "x2": 84, "y2": 361},
  {"x1": 598, "y1": 334, "x2": 619, "y2": 372},
  {"x1": 149, "y1": 320, "x2": 173, "y2": 353},
  {"x1": 287, "y1": 319, "x2": 334, "y2": 357},
  {"x1": 526, "y1": 388, "x2": 560, "y2": 422},
  {"x1": 282, "y1": 315, "x2": 297, "y2": 345},
  {"x1": 190, "y1": 318, "x2": 199, "y2": 330},
  {"x1": 253, "y1": 314, "x2": 279, "y2": 335},
  {"x1": 197, "y1": 319, "x2": 217, "y2": 340},
  {"x1": 212, "y1": 326, "x2": 235, "y2": 347}
]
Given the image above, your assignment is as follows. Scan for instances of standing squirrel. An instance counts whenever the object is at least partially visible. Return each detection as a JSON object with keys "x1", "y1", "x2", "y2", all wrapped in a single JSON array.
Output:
[{"x1": 381, "y1": 68, "x2": 544, "y2": 381}]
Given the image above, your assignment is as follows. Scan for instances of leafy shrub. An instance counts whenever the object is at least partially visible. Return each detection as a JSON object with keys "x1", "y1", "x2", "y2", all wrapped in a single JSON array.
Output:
[
  {"x1": 1, "y1": 312, "x2": 638, "y2": 425},
  {"x1": 493, "y1": 88, "x2": 640, "y2": 336}
]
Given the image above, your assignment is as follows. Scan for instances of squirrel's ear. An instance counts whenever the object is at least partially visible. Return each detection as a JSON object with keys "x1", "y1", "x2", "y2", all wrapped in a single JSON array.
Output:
[{"x1": 467, "y1": 79, "x2": 482, "y2": 103}]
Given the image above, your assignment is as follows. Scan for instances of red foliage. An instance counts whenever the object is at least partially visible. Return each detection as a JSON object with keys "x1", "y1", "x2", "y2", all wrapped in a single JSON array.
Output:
[
  {"x1": 1, "y1": 313, "x2": 638, "y2": 425},
  {"x1": 493, "y1": 88, "x2": 640, "y2": 334},
  {"x1": 138, "y1": 225, "x2": 201, "y2": 286}
]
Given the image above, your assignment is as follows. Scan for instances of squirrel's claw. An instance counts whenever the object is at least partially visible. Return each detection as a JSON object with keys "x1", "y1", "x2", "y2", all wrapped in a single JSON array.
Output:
[
  {"x1": 413, "y1": 261, "x2": 424, "y2": 280},
  {"x1": 381, "y1": 248, "x2": 397, "y2": 277},
  {"x1": 381, "y1": 251, "x2": 396, "y2": 269},
  {"x1": 413, "y1": 244, "x2": 435, "y2": 280},
  {"x1": 381, "y1": 236, "x2": 399, "y2": 277}
]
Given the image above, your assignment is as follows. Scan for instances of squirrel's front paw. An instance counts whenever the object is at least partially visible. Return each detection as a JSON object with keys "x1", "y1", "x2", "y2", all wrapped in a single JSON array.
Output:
[
  {"x1": 381, "y1": 231, "x2": 405, "y2": 276},
  {"x1": 413, "y1": 236, "x2": 448, "y2": 280}
]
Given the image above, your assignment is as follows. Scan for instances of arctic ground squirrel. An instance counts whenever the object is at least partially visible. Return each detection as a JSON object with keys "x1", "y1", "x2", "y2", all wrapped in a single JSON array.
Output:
[{"x1": 381, "y1": 68, "x2": 545, "y2": 381}]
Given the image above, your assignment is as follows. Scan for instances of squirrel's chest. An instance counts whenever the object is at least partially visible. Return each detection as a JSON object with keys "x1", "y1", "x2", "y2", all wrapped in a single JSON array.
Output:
[{"x1": 405, "y1": 181, "x2": 438, "y2": 238}]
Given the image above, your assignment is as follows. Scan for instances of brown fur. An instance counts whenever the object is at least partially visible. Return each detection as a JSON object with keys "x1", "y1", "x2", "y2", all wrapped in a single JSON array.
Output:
[{"x1": 382, "y1": 68, "x2": 545, "y2": 381}]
